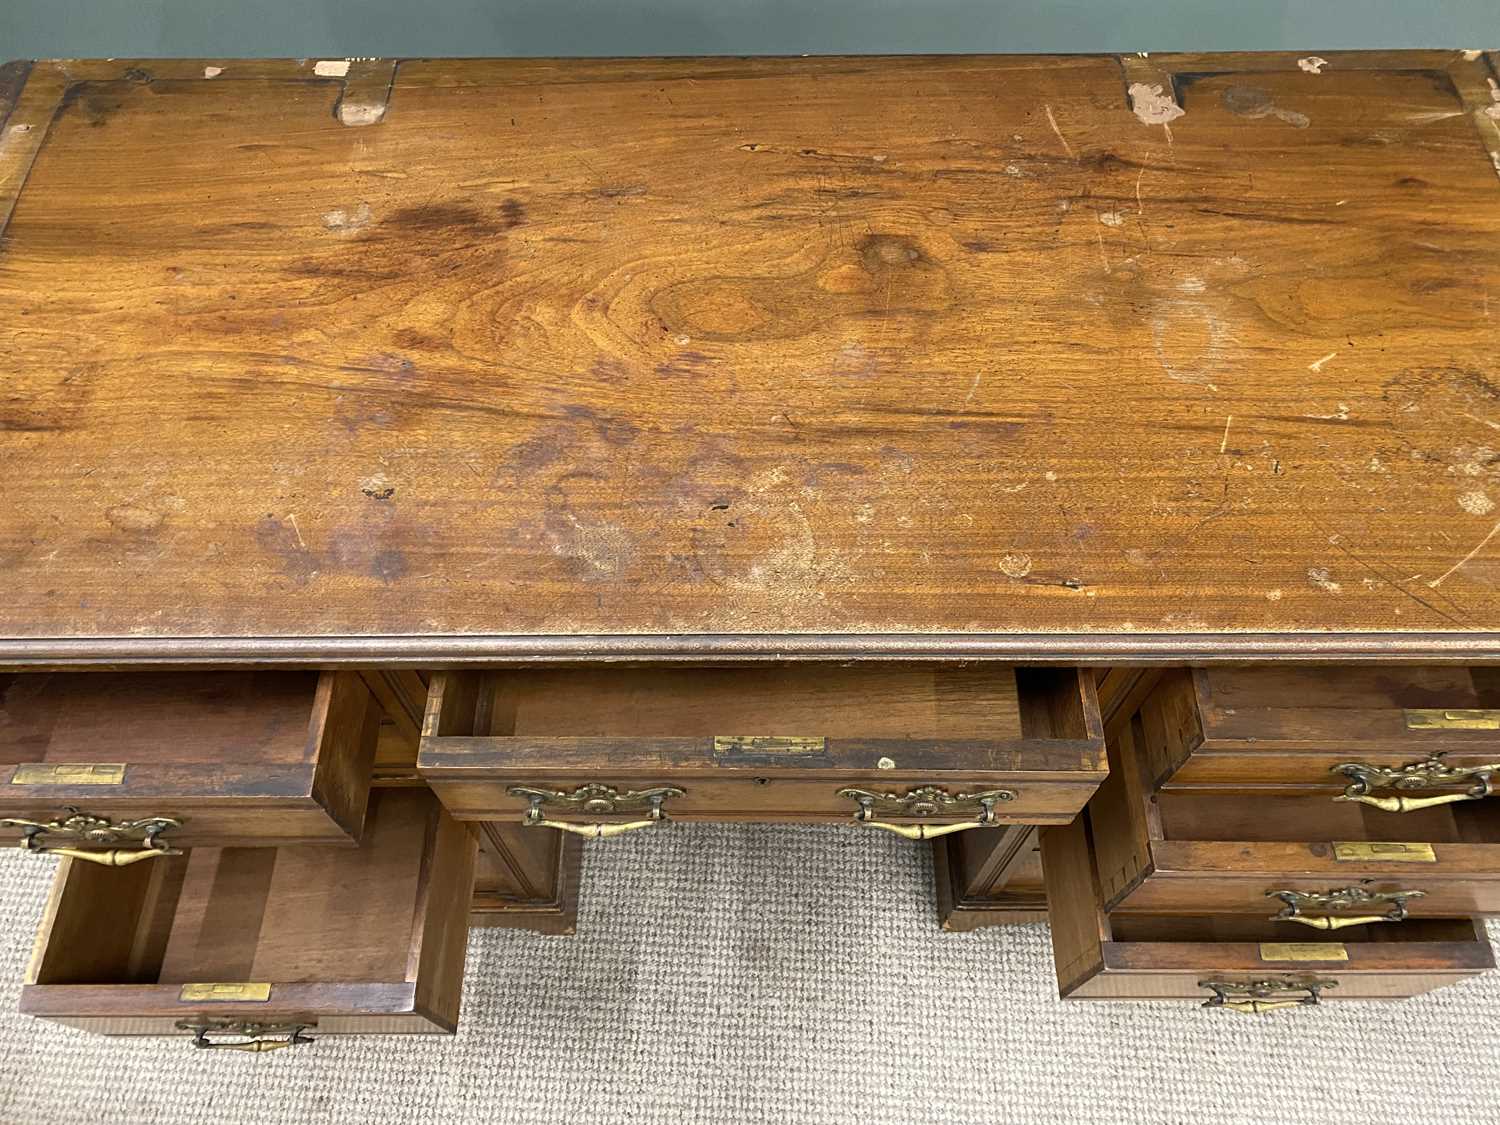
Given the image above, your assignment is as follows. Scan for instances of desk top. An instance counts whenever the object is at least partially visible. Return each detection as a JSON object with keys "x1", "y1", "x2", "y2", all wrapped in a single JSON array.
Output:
[{"x1": 2, "y1": 52, "x2": 1499, "y2": 665}]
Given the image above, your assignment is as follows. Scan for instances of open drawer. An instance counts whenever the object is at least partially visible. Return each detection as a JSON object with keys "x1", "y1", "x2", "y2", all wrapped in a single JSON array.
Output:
[
  {"x1": 1041, "y1": 816, "x2": 1493, "y2": 1005},
  {"x1": 1136, "y1": 666, "x2": 1500, "y2": 795},
  {"x1": 0, "y1": 672, "x2": 380, "y2": 852},
  {"x1": 20, "y1": 789, "x2": 476, "y2": 1046},
  {"x1": 1091, "y1": 709, "x2": 1500, "y2": 918},
  {"x1": 418, "y1": 665, "x2": 1105, "y2": 833}
]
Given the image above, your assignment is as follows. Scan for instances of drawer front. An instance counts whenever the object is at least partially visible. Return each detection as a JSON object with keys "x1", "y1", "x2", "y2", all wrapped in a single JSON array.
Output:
[
  {"x1": 1041, "y1": 816, "x2": 1494, "y2": 1004},
  {"x1": 422, "y1": 764, "x2": 1099, "y2": 826},
  {"x1": 0, "y1": 672, "x2": 380, "y2": 849},
  {"x1": 418, "y1": 666, "x2": 1106, "y2": 827},
  {"x1": 1112, "y1": 841, "x2": 1500, "y2": 918},
  {"x1": 20, "y1": 789, "x2": 477, "y2": 1043},
  {"x1": 1141, "y1": 667, "x2": 1500, "y2": 793}
]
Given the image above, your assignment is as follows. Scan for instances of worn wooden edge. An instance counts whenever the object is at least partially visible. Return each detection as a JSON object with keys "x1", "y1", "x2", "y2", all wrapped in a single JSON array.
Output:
[{"x1": 3, "y1": 632, "x2": 1500, "y2": 669}]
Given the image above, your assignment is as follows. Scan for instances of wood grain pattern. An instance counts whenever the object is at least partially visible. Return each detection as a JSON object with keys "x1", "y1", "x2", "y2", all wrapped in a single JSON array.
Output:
[{"x1": 1, "y1": 52, "x2": 1499, "y2": 663}]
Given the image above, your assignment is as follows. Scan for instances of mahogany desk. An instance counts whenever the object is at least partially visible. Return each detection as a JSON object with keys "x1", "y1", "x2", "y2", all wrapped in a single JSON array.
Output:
[{"x1": 2, "y1": 51, "x2": 1499, "y2": 1044}]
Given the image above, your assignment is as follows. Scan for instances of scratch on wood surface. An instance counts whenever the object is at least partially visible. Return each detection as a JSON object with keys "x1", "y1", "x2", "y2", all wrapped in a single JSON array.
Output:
[
  {"x1": 1308, "y1": 351, "x2": 1338, "y2": 372},
  {"x1": 286, "y1": 514, "x2": 307, "y2": 550},
  {"x1": 1429, "y1": 519, "x2": 1500, "y2": 588},
  {"x1": 963, "y1": 372, "x2": 981, "y2": 405},
  {"x1": 1460, "y1": 412, "x2": 1500, "y2": 432},
  {"x1": 1219, "y1": 415, "x2": 1233, "y2": 453},
  {"x1": 1042, "y1": 104, "x2": 1075, "y2": 160}
]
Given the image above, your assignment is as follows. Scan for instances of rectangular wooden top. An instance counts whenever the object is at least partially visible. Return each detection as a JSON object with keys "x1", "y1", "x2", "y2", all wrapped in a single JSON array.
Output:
[{"x1": 2, "y1": 52, "x2": 1499, "y2": 665}]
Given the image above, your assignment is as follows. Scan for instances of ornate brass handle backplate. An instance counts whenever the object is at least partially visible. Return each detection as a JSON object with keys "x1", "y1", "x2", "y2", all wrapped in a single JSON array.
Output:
[
  {"x1": 0, "y1": 808, "x2": 181, "y2": 865},
  {"x1": 1332, "y1": 753, "x2": 1500, "y2": 813},
  {"x1": 176, "y1": 1019, "x2": 315, "y2": 1053},
  {"x1": 837, "y1": 786, "x2": 1016, "y2": 840},
  {"x1": 1200, "y1": 978, "x2": 1336, "y2": 1014},
  {"x1": 1267, "y1": 885, "x2": 1422, "y2": 930},
  {"x1": 508, "y1": 784, "x2": 685, "y2": 838}
]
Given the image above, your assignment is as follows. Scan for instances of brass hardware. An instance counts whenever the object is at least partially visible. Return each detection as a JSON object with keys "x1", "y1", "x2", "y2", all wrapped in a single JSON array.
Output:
[
  {"x1": 1332, "y1": 841, "x2": 1437, "y2": 863},
  {"x1": 1258, "y1": 943, "x2": 1349, "y2": 962},
  {"x1": 10, "y1": 763, "x2": 126, "y2": 786},
  {"x1": 1404, "y1": 709, "x2": 1500, "y2": 731},
  {"x1": 176, "y1": 1019, "x2": 314, "y2": 1053},
  {"x1": 1200, "y1": 978, "x2": 1335, "y2": 1014},
  {"x1": 839, "y1": 786, "x2": 1015, "y2": 820},
  {"x1": 1333, "y1": 753, "x2": 1500, "y2": 812},
  {"x1": 839, "y1": 786, "x2": 1015, "y2": 840},
  {"x1": 1268, "y1": 886, "x2": 1421, "y2": 929},
  {"x1": 856, "y1": 820, "x2": 993, "y2": 840},
  {"x1": 0, "y1": 808, "x2": 180, "y2": 863},
  {"x1": 509, "y1": 784, "x2": 684, "y2": 839},
  {"x1": 179, "y1": 983, "x2": 272, "y2": 1003}
]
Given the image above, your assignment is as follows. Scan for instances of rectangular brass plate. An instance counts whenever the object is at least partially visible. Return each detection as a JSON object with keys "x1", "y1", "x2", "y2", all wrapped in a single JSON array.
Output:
[
  {"x1": 178, "y1": 983, "x2": 272, "y2": 1003},
  {"x1": 1333, "y1": 841, "x2": 1438, "y2": 863},
  {"x1": 10, "y1": 763, "x2": 126, "y2": 786},
  {"x1": 1259, "y1": 943, "x2": 1349, "y2": 962},
  {"x1": 713, "y1": 736, "x2": 826, "y2": 755},
  {"x1": 1405, "y1": 709, "x2": 1500, "y2": 731},
  {"x1": 712, "y1": 735, "x2": 831, "y2": 767}
]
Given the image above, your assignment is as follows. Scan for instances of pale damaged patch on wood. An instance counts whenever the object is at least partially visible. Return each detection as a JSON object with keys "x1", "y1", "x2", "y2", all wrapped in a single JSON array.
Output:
[
  {"x1": 1307, "y1": 567, "x2": 1342, "y2": 593},
  {"x1": 323, "y1": 201, "x2": 373, "y2": 233},
  {"x1": 339, "y1": 102, "x2": 387, "y2": 127},
  {"x1": 1127, "y1": 83, "x2": 1185, "y2": 127},
  {"x1": 1297, "y1": 57, "x2": 1330, "y2": 74},
  {"x1": 1459, "y1": 490, "x2": 1495, "y2": 516},
  {"x1": 314, "y1": 60, "x2": 352, "y2": 78},
  {"x1": 203, "y1": 66, "x2": 223, "y2": 79},
  {"x1": 998, "y1": 552, "x2": 1032, "y2": 578}
]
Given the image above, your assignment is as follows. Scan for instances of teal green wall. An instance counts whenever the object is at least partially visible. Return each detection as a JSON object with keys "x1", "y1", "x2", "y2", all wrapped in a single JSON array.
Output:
[{"x1": 2, "y1": 1, "x2": 1494, "y2": 58}]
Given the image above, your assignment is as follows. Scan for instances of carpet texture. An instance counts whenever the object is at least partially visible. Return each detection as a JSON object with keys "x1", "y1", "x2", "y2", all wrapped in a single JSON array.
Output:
[{"x1": 0, "y1": 823, "x2": 1495, "y2": 1124}]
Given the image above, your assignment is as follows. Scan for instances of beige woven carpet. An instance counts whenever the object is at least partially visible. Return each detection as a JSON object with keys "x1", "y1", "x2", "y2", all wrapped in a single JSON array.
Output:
[{"x1": 1, "y1": 823, "x2": 1496, "y2": 1124}]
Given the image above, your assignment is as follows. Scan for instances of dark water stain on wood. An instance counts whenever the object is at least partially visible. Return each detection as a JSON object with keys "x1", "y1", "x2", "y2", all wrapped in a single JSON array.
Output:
[{"x1": 255, "y1": 515, "x2": 319, "y2": 586}]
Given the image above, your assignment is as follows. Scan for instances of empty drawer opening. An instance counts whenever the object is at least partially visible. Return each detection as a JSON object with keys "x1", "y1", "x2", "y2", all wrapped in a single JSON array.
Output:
[
  {"x1": 1104, "y1": 913, "x2": 1482, "y2": 945},
  {"x1": 0, "y1": 672, "x2": 325, "y2": 767},
  {"x1": 1153, "y1": 793, "x2": 1500, "y2": 845},
  {"x1": 30, "y1": 790, "x2": 432, "y2": 988},
  {"x1": 435, "y1": 665, "x2": 1092, "y2": 741}
]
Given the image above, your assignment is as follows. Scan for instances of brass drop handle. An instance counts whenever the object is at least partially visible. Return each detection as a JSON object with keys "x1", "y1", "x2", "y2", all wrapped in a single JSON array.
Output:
[
  {"x1": 1200, "y1": 978, "x2": 1334, "y2": 1013},
  {"x1": 839, "y1": 786, "x2": 1015, "y2": 840},
  {"x1": 1332, "y1": 755, "x2": 1500, "y2": 813},
  {"x1": 857, "y1": 820, "x2": 995, "y2": 841},
  {"x1": 0, "y1": 809, "x2": 181, "y2": 865},
  {"x1": 1268, "y1": 886, "x2": 1421, "y2": 929},
  {"x1": 35, "y1": 846, "x2": 171, "y2": 867},
  {"x1": 178, "y1": 1020, "x2": 314, "y2": 1053},
  {"x1": 526, "y1": 818, "x2": 660, "y2": 839},
  {"x1": 510, "y1": 784, "x2": 685, "y2": 839}
]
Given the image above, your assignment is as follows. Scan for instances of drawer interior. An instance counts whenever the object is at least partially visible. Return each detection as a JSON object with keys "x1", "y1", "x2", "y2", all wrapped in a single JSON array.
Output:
[
  {"x1": 1153, "y1": 792, "x2": 1500, "y2": 844},
  {"x1": 0, "y1": 672, "x2": 326, "y2": 767},
  {"x1": 0, "y1": 671, "x2": 380, "y2": 847},
  {"x1": 23, "y1": 789, "x2": 476, "y2": 1036},
  {"x1": 462, "y1": 665, "x2": 1031, "y2": 740},
  {"x1": 1104, "y1": 912, "x2": 1481, "y2": 945},
  {"x1": 31, "y1": 789, "x2": 433, "y2": 987},
  {"x1": 420, "y1": 665, "x2": 1105, "y2": 825},
  {"x1": 1178, "y1": 665, "x2": 1500, "y2": 750}
]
